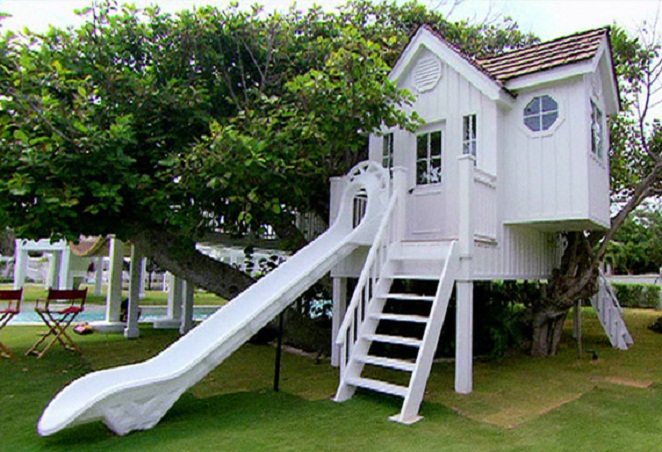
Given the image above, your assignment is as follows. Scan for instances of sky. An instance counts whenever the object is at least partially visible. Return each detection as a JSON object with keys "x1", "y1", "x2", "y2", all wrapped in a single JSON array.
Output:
[{"x1": 0, "y1": 0, "x2": 661, "y2": 40}]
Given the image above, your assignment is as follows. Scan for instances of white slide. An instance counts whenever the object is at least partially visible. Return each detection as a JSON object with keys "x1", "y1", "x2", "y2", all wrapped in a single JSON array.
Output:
[{"x1": 38, "y1": 162, "x2": 390, "y2": 436}]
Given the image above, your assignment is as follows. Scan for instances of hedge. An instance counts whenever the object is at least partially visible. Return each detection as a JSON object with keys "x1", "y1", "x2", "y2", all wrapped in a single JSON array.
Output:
[{"x1": 612, "y1": 283, "x2": 661, "y2": 309}]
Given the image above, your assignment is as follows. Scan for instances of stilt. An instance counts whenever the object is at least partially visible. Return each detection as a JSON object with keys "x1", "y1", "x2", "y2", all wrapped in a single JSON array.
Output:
[
  {"x1": 124, "y1": 246, "x2": 142, "y2": 339},
  {"x1": 455, "y1": 281, "x2": 473, "y2": 394},
  {"x1": 331, "y1": 277, "x2": 347, "y2": 367}
]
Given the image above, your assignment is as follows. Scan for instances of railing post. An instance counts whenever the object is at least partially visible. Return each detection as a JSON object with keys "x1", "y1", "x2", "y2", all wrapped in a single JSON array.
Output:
[{"x1": 391, "y1": 166, "x2": 407, "y2": 243}]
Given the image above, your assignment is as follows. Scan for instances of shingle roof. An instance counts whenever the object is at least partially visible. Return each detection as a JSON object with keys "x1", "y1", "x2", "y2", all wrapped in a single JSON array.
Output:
[{"x1": 476, "y1": 27, "x2": 610, "y2": 82}]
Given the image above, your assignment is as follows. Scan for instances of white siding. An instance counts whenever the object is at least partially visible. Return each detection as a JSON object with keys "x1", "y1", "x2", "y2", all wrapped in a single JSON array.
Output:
[
  {"x1": 384, "y1": 49, "x2": 497, "y2": 241},
  {"x1": 473, "y1": 226, "x2": 559, "y2": 280},
  {"x1": 502, "y1": 77, "x2": 593, "y2": 226}
]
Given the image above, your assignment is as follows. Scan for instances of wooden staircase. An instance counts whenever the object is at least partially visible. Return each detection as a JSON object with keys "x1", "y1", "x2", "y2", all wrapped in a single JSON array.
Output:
[
  {"x1": 335, "y1": 241, "x2": 459, "y2": 424},
  {"x1": 590, "y1": 271, "x2": 634, "y2": 350}
]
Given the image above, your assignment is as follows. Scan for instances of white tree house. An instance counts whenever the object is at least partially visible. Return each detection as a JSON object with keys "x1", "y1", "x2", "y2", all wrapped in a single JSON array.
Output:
[{"x1": 330, "y1": 26, "x2": 626, "y2": 423}]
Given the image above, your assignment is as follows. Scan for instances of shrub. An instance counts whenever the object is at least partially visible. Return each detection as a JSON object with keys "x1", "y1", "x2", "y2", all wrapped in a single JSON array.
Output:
[{"x1": 612, "y1": 283, "x2": 661, "y2": 309}]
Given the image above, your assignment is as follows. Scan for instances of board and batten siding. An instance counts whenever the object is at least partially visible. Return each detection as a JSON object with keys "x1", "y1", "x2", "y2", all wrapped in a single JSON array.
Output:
[
  {"x1": 473, "y1": 226, "x2": 560, "y2": 280},
  {"x1": 368, "y1": 47, "x2": 498, "y2": 242},
  {"x1": 586, "y1": 72, "x2": 611, "y2": 229},
  {"x1": 502, "y1": 77, "x2": 592, "y2": 227}
]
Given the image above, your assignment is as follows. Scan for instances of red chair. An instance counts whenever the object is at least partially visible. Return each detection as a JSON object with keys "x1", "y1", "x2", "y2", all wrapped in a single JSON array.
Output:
[
  {"x1": 0, "y1": 288, "x2": 23, "y2": 360},
  {"x1": 26, "y1": 288, "x2": 87, "y2": 358}
]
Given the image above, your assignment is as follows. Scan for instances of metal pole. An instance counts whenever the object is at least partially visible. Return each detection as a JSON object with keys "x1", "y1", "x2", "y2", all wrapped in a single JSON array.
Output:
[{"x1": 273, "y1": 312, "x2": 284, "y2": 392}]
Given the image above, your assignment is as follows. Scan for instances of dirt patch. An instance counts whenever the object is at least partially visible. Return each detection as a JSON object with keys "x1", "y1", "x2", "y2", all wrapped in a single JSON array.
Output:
[
  {"x1": 598, "y1": 376, "x2": 654, "y2": 388},
  {"x1": 450, "y1": 392, "x2": 584, "y2": 429}
]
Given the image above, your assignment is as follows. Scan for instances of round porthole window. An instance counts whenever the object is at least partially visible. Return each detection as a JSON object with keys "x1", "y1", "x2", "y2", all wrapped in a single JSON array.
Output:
[{"x1": 523, "y1": 95, "x2": 558, "y2": 132}]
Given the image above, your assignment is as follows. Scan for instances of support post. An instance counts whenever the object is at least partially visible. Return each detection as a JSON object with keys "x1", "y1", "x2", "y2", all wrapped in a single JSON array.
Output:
[
  {"x1": 274, "y1": 312, "x2": 284, "y2": 392},
  {"x1": 154, "y1": 273, "x2": 184, "y2": 329},
  {"x1": 180, "y1": 280, "x2": 194, "y2": 335},
  {"x1": 58, "y1": 246, "x2": 72, "y2": 289},
  {"x1": 48, "y1": 251, "x2": 61, "y2": 289},
  {"x1": 168, "y1": 274, "x2": 183, "y2": 320},
  {"x1": 574, "y1": 299, "x2": 583, "y2": 358},
  {"x1": 93, "y1": 256, "x2": 103, "y2": 296},
  {"x1": 124, "y1": 245, "x2": 142, "y2": 339},
  {"x1": 139, "y1": 257, "x2": 147, "y2": 299},
  {"x1": 455, "y1": 154, "x2": 475, "y2": 394},
  {"x1": 331, "y1": 277, "x2": 348, "y2": 367},
  {"x1": 455, "y1": 281, "x2": 474, "y2": 394},
  {"x1": 105, "y1": 236, "x2": 124, "y2": 323},
  {"x1": 13, "y1": 241, "x2": 28, "y2": 290}
]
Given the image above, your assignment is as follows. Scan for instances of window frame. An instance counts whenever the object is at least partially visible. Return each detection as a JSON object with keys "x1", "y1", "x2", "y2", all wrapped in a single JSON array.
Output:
[
  {"x1": 382, "y1": 132, "x2": 394, "y2": 169},
  {"x1": 590, "y1": 100, "x2": 605, "y2": 160},
  {"x1": 416, "y1": 128, "x2": 443, "y2": 186},
  {"x1": 462, "y1": 114, "x2": 477, "y2": 161},
  {"x1": 522, "y1": 94, "x2": 561, "y2": 135}
]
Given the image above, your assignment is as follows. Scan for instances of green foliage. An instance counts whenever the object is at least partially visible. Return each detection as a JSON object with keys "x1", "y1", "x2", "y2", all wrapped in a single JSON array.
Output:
[
  {"x1": 0, "y1": 0, "x2": 538, "y2": 250},
  {"x1": 612, "y1": 282, "x2": 660, "y2": 308},
  {"x1": 608, "y1": 25, "x2": 662, "y2": 200},
  {"x1": 607, "y1": 208, "x2": 662, "y2": 274},
  {"x1": 0, "y1": 1, "x2": 421, "y2": 244}
]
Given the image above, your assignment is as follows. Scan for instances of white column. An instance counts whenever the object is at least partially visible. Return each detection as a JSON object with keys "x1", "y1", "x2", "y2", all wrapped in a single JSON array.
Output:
[
  {"x1": 48, "y1": 251, "x2": 61, "y2": 289},
  {"x1": 180, "y1": 280, "x2": 194, "y2": 335},
  {"x1": 154, "y1": 273, "x2": 183, "y2": 329},
  {"x1": 93, "y1": 256, "x2": 103, "y2": 296},
  {"x1": 455, "y1": 281, "x2": 473, "y2": 394},
  {"x1": 13, "y1": 241, "x2": 28, "y2": 290},
  {"x1": 105, "y1": 237, "x2": 124, "y2": 322},
  {"x1": 58, "y1": 247, "x2": 72, "y2": 289},
  {"x1": 124, "y1": 245, "x2": 142, "y2": 339},
  {"x1": 455, "y1": 154, "x2": 475, "y2": 394},
  {"x1": 167, "y1": 274, "x2": 183, "y2": 320},
  {"x1": 139, "y1": 258, "x2": 147, "y2": 299},
  {"x1": 331, "y1": 277, "x2": 348, "y2": 367}
]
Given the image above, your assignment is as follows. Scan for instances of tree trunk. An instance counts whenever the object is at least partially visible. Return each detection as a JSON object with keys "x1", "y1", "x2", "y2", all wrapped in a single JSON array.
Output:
[
  {"x1": 529, "y1": 232, "x2": 601, "y2": 356},
  {"x1": 127, "y1": 223, "x2": 254, "y2": 300}
]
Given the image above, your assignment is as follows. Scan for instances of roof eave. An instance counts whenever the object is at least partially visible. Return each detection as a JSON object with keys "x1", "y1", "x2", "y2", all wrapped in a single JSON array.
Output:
[
  {"x1": 503, "y1": 59, "x2": 594, "y2": 91},
  {"x1": 389, "y1": 26, "x2": 515, "y2": 107}
]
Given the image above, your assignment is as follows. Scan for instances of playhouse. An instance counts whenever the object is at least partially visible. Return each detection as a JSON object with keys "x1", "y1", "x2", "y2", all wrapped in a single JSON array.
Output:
[
  {"x1": 37, "y1": 26, "x2": 630, "y2": 436},
  {"x1": 329, "y1": 26, "x2": 624, "y2": 423}
]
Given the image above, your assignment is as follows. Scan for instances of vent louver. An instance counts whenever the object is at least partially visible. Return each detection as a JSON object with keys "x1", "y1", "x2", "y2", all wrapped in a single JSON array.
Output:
[{"x1": 414, "y1": 56, "x2": 442, "y2": 92}]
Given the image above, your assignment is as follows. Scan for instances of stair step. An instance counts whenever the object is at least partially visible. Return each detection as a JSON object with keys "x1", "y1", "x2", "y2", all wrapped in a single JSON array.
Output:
[
  {"x1": 380, "y1": 293, "x2": 435, "y2": 302},
  {"x1": 364, "y1": 334, "x2": 422, "y2": 347},
  {"x1": 387, "y1": 274, "x2": 439, "y2": 281},
  {"x1": 370, "y1": 313, "x2": 429, "y2": 324},
  {"x1": 346, "y1": 377, "x2": 409, "y2": 398},
  {"x1": 356, "y1": 354, "x2": 416, "y2": 372}
]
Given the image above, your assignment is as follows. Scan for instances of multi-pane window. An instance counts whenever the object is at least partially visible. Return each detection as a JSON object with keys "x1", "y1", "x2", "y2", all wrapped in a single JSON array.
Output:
[
  {"x1": 590, "y1": 101, "x2": 604, "y2": 159},
  {"x1": 416, "y1": 130, "x2": 443, "y2": 185},
  {"x1": 463, "y1": 114, "x2": 477, "y2": 158},
  {"x1": 382, "y1": 133, "x2": 394, "y2": 169},
  {"x1": 524, "y1": 95, "x2": 558, "y2": 132}
]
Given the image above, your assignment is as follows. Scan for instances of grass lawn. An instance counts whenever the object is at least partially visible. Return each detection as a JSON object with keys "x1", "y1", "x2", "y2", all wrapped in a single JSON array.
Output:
[{"x1": 0, "y1": 308, "x2": 660, "y2": 450}]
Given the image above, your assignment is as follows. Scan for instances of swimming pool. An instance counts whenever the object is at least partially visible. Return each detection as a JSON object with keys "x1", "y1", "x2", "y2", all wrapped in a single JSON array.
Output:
[{"x1": 9, "y1": 305, "x2": 221, "y2": 325}]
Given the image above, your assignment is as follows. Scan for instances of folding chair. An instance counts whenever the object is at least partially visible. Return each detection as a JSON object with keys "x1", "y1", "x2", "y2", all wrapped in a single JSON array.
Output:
[
  {"x1": 0, "y1": 288, "x2": 23, "y2": 360},
  {"x1": 26, "y1": 288, "x2": 87, "y2": 358}
]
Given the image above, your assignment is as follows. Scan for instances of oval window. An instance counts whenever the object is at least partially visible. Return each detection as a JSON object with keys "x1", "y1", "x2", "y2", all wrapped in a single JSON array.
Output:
[{"x1": 523, "y1": 95, "x2": 558, "y2": 132}]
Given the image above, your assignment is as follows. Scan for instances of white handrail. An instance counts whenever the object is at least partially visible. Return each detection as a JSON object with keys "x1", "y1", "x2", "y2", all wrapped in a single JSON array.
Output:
[{"x1": 336, "y1": 192, "x2": 398, "y2": 345}]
